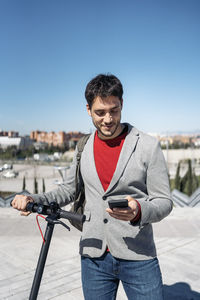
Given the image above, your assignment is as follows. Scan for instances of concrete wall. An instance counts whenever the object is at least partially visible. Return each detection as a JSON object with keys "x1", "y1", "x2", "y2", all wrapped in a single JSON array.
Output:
[{"x1": 162, "y1": 149, "x2": 200, "y2": 164}]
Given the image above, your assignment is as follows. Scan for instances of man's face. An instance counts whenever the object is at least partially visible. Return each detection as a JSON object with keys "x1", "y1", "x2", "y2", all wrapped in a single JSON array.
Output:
[{"x1": 87, "y1": 95, "x2": 123, "y2": 140}]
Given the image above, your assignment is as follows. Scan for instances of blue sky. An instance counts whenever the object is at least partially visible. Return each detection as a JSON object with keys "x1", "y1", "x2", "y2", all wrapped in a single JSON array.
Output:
[{"x1": 0, "y1": 0, "x2": 199, "y2": 135}]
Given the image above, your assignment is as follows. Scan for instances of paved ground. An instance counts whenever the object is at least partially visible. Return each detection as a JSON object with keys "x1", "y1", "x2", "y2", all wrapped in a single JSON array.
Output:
[{"x1": 0, "y1": 207, "x2": 200, "y2": 300}]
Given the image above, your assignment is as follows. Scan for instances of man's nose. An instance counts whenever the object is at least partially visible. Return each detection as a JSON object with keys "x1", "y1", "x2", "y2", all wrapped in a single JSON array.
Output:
[{"x1": 104, "y1": 113, "x2": 112, "y2": 123}]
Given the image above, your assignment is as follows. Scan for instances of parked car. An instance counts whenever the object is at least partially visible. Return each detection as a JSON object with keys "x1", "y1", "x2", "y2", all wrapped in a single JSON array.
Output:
[
  {"x1": 2, "y1": 170, "x2": 18, "y2": 178},
  {"x1": 3, "y1": 163, "x2": 13, "y2": 170}
]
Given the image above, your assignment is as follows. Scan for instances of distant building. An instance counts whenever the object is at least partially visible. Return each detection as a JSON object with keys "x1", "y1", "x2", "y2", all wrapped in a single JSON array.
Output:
[
  {"x1": 33, "y1": 141, "x2": 48, "y2": 150},
  {"x1": 172, "y1": 135, "x2": 191, "y2": 145},
  {"x1": 33, "y1": 153, "x2": 50, "y2": 161},
  {"x1": 158, "y1": 135, "x2": 193, "y2": 147},
  {"x1": 191, "y1": 136, "x2": 200, "y2": 147},
  {"x1": 30, "y1": 130, "x2": 85, "y2": 148},
  {"x1": 159, "y1": 136, "x2": 174, "y2": 147},
  {"x1": 30, "y1": 131, "x2": 68, "y2": 147},
  {"x1": 33, "y1": 152, "x2": 63, "y2": 161},
  {"x1": 0, "y1": 136, "x2": 33, "y2": 150},
  {"x1": 0, "y1": 130, "x2": 19, "y2": 137}
]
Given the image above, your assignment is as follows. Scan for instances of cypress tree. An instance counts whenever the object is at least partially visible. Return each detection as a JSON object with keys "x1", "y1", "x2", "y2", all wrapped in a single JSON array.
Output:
[
  {"x1": 192, "y1": 174, "x2": 199, "y2": 192},
  {"x1": 174, "y1": 161, "x2": 181, "y2": 190},
  {"x1": 179, "y1": 159, "x2": 199, "y2": 196},
  {"x1": 184, "y1": 160, "x2": 193, "y2": 196},
  {"x1": 180, "y1": 171, "x2": 187, "y2": 193}
]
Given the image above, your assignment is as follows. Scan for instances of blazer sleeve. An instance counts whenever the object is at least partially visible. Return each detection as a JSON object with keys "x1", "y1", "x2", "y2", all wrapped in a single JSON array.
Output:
[{"x1": 139, "y1": 140, "x2": 173, "y2": 226}]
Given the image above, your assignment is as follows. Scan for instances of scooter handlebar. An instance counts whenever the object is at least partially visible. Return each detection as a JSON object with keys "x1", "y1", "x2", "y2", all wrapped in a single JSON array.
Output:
[
  {"x1": 26, "y1": 202, "x2": 85, "y2": 224},
  {"x1": 59, "y1": 210, "x2": 85, "y2": 224}
]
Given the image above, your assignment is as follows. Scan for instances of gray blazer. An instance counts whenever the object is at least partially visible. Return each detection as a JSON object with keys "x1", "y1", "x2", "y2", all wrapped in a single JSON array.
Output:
[{"x1": 32, "y1": 124, "x2": 173, "y2": 260}]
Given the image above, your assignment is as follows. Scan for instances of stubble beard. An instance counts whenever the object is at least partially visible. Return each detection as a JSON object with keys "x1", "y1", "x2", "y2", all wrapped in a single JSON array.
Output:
[{"x1": 96, "y1": 122, "x2": 121, "y2": 139}]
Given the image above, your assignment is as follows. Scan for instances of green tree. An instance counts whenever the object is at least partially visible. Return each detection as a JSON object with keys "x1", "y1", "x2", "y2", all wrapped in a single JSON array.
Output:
[
  {"x1": 180, "y1": 159, "x2": 199, "y2": 196},
  {"x1": 174, "y1": 162, "x2": 181, "y2": 190},
  {"x1": 183, "y1": 160, "x2": 193, "y2": 196},
  {"x1": 192, "y1": 174, "x2": 199, "y2": 192}
]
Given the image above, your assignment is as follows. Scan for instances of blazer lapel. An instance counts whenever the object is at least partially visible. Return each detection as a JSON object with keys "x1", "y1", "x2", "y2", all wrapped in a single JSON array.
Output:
[
  {"x1": 82, "y1": 132, "x2": 105, "y2": 194},
  {"x1": 105, "y1": 125, "x2": 140, "y2": 195}
]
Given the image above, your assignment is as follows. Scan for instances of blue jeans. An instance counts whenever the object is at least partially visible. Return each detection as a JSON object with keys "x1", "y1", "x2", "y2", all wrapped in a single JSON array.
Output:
[{"x1": 81, "y1": 252, "x2": 163, "y2": 300}]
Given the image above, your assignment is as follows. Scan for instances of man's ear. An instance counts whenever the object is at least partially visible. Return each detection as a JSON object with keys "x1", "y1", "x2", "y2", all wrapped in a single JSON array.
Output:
[{"x1": 86, "y1": 104, "x2": 92, "y2": 116}]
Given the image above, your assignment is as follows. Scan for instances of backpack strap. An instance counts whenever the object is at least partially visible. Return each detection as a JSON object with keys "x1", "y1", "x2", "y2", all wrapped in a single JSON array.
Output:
[
  {"x1": 76, "y1": 134, "x2": 91, "y2": 164},
  {"x1": 74, "y1": 134, "x2": 91, "y2": 198}
]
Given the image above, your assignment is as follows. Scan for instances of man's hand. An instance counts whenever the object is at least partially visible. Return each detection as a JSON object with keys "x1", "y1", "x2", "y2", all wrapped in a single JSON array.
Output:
[
  {"x1": 11, "y1": 195, "x2": 34, "y2": 216},
  {"x1": 106, "y1": 196, "x2": 139, "y2": 222}
]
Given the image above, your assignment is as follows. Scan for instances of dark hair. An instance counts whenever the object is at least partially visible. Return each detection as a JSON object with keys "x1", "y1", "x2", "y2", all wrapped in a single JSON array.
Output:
[{"x1": 85, "y1": 74, "x2": 123, "y2": 108}]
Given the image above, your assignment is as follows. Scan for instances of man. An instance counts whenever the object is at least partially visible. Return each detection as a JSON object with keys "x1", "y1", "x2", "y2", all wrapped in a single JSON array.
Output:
[{"x1": 12, "y1": 74, "x2": 173, "y2": 299}]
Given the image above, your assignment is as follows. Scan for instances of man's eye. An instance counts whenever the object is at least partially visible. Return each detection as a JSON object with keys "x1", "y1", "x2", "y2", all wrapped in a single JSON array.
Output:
[
  {"x1": 95, "y1": 109, "x2": 119, "y2": 116},
  {"x1": 111, "y1": 110, "x2": 118, "y2": 113},
  {"x1": 96, "y1": 111, "x2": 105, "y2": 116}
]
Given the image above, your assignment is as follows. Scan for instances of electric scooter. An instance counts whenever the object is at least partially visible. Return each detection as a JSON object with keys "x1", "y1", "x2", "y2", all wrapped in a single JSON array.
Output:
[{"x1": 20, "y1": 201, "x2": 84, "y2": 300}]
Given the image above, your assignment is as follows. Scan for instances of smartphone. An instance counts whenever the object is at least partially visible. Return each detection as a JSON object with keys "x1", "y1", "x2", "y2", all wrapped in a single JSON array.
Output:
[{"x1": 108, "y1": 199, "x2": 128, "y2": 209}]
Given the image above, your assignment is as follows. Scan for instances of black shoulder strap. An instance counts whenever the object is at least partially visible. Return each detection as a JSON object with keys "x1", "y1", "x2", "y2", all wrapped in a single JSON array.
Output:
[
  {"x1": 76, "y1": 134, "x2": 91, "y2": 163},
  {"x1": 74, "y1": 134, "x2": 91, "y2": 196}
]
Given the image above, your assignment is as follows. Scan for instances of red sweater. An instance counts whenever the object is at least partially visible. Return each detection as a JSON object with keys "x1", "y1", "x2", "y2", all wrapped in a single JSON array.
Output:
[
  {"x1": 94, "y1": 130, "x2": 141, "y2": 222},
  {"x1": 94, "y1": 130, "x2": 127, "y2": 191}
]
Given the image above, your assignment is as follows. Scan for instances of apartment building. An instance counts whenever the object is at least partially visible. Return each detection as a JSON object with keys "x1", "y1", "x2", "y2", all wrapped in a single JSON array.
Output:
[
  {"x1": 159, "y1": 135, "x2": 193, "y2": 147},
  {"x1": 30, "y1": 130, "x2": 84, "y2": 148},
  {"x1": 0, "y1": 136, "x2": 33, "y2": 149},
  {"x1": 0, "y1": 130, "x2": 19, "y2": 137}
]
